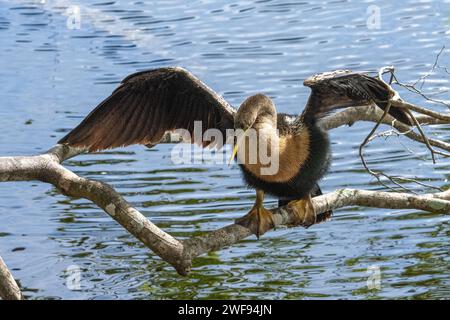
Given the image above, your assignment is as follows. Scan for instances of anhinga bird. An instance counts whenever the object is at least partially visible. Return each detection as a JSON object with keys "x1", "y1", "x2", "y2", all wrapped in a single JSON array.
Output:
[{"x1": 59, "y1": 67, "x2": 410, "y2": 237}]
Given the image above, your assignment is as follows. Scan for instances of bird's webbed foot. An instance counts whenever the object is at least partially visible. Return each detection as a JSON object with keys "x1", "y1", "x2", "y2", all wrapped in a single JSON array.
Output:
[
  {"x1": 287, "y1": 195, "x2": 317, "y2": 228},
  {"x1": 235, "y1": 190, "x2": 274, "y2": 238},
  {"x1": 235, "y1": 205, "x2": 274, "y2": 239}
]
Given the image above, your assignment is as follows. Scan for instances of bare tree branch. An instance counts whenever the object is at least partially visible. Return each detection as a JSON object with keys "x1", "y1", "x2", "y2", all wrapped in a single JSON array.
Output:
[
  {"x1": 321, "y1": 104, "x2": 450, "y2": 153},
  {"x1": 0, "y1": 145, "x2": 189, "y2": 274},
  {"x1": 1, "y1": 97, "x2": 449, "y2": 277},
  {"x1": 391, "y1": 100, "x2": 450, "y2": 122},
  {"x1": 1, "y1": 142, "x2": 448, "y2": 277},
  {"x1": 0, "y1": 65, "x2": 449, "y2": 295},
  {"x1": 0, "y1": 256, "x2": 22, "y2": 300},
  {"x1": 391, "y1": 46, "x2": 450, "y2": 109}
]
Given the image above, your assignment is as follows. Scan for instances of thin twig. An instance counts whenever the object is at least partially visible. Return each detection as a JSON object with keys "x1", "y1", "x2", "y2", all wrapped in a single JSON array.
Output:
[
  {"x1": 391, "y1": 100, "x2": 450, "y2": 122},
  {"x1": 404, "y1": 108, "x2": 436, "y2": 163},
  {"x1": 413, "y1": 46, "x2": 445, "y2": 90}
]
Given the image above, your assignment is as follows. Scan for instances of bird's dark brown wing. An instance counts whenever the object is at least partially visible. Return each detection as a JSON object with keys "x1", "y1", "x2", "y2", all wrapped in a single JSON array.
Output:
[
  {"x1": 301, "y1": 70, "x2": 411, "y2": 125},
  {"x1": 58, "y1": 67, "x2": 236, "y2": 152}
]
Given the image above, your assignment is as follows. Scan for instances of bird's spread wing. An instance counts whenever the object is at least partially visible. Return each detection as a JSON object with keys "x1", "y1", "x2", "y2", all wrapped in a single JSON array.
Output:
[
  {"x1": 59, "y1": 67, "x2": 236, "y2": 152},
  {"x1": 301, "y1": 70, "x2": 411, "y2": 125}
]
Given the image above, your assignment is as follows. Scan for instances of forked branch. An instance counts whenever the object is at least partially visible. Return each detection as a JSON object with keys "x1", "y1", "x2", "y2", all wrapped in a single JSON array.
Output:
[{"x1": 1, "y1": 67, "x2": 449, "y2": 300}]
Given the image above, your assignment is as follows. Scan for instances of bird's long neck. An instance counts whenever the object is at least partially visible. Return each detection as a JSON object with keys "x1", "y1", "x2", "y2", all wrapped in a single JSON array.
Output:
[
  {"x1": 253, "y1": 118, "x2": 279, "y2": 155},
  {"x1": 298, "y1": 94, "x2": 320, "y2": 126},
  {"x1": 239, "y1": 118, "x2": 312, "y2": 182}
]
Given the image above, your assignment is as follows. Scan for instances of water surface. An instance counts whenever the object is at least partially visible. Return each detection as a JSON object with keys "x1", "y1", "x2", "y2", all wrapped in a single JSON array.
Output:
[{"x1": 0, "y1": 0, "x2": 449, "y2": 299}]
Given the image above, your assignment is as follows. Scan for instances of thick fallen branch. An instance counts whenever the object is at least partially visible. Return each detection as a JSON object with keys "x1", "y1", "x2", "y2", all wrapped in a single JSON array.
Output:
[
  {"x1": 2, "y1": 59, "x2": 450, "y2": 301},
  {"x1": 321, "y1": 104, "x2": 450, "y2": 153},
  {"x1": 0, "y1": 101, "x2": 449, "y2": 279},
  {"x1": 0, "y1": 256, "x2": 22, "y2": 300},
  {"x1": 185, "y1": 188, "x2": 450, "y2": 259},
  {"x1": 0, "y1": 145, "x2": 188, "y2": 273},
  {"x1": 1, "y1": 143, "x2": 448, "y2": 276}
]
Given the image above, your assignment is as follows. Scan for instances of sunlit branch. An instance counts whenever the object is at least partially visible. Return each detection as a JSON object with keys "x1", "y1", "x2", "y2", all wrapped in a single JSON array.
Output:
[
  {"x1": 0, "y1": 256, "x2": 22, "y2": 300},
  {"x1": 0, "y1": 66, "x2": 449, "y2": 295}
]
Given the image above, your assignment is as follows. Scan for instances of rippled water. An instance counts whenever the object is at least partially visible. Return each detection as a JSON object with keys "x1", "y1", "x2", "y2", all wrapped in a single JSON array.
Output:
[{"x1": 0, "y1": 0, "x2": 449, "y2": 299}]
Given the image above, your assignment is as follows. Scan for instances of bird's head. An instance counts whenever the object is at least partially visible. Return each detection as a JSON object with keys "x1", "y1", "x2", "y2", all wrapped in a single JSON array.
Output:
[
  {"x1": 229, "y1": 94, "x2": 277, "y2": 164},
  {"x1": 234, "y1": 94, "x2": 277, "y2": 131}
]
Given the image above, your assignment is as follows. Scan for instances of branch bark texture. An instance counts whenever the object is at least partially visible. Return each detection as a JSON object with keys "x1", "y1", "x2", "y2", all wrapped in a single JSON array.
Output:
[{"x1": 0, "y1": 256, "x2": 22, "y2": 300}]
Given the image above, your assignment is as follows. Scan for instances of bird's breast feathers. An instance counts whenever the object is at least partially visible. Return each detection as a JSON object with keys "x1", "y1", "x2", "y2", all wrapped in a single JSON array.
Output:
[{"x1": 238, "y1": 128, "x2": 310, "y2": 183}]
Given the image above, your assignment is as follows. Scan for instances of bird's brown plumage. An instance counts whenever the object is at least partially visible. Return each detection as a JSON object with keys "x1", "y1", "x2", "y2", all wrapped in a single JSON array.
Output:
[
  {"x1": 59, "y1": 67, "x2": 235, "y2": 152},
  {"x1": 301, "y1": 70, "x2": 411, "y2": 125},
  {"x1": 60, "y1": 67, "x2": 410, "y2": 154}
]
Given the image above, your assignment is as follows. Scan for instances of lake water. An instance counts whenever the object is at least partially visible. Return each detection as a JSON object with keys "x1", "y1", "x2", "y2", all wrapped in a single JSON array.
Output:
[{"x1": 0, "y1": 0, "x2": 449, "y2": 299}]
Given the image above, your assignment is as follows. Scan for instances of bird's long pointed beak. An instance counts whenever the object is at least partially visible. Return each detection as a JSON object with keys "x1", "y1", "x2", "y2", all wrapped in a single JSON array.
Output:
[
  {"x1": 228, "y1": 144, "x2": 240, "y2": 166},
  {"x1": 228, "y1": 129, "x2": 248, "y2": 166}
]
